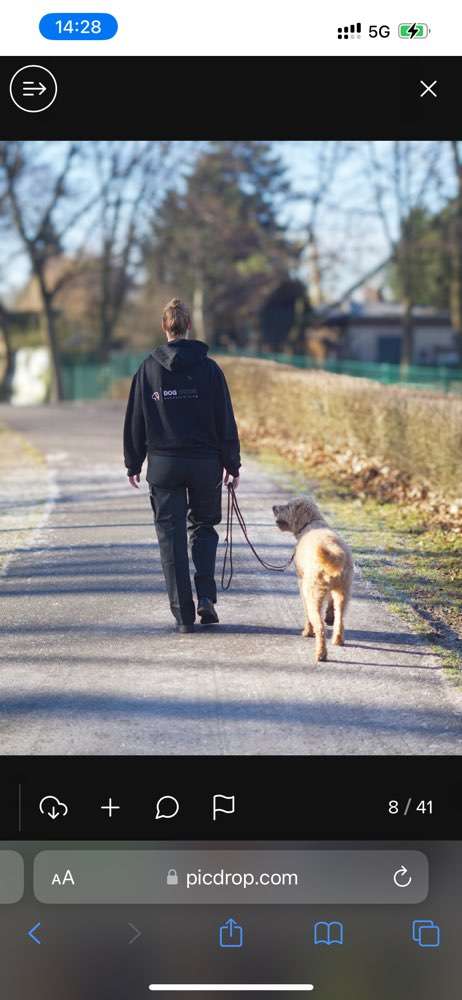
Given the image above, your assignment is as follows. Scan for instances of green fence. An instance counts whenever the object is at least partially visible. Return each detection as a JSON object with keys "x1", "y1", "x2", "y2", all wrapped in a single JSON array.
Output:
[
  {"x1": 62, "y1": 352, "x2": 148, "y2": 400},
  {"x1": 217, "y1": 350, "x2": 462, "y2": 393},
  {"x1": 61, "y1": 349, "x2": 462, "y2": 400}
]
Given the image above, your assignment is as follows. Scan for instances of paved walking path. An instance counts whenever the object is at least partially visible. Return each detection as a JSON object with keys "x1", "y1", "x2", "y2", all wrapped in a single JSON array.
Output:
[{"x1": 1, "y1": 402, "x2": 461, "y2": 754}]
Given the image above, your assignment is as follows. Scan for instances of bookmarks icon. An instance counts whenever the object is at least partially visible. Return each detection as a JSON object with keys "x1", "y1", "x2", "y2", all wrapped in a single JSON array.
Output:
[{"x1": 313, "y1": 921, "x2": 344, "y2": 945}]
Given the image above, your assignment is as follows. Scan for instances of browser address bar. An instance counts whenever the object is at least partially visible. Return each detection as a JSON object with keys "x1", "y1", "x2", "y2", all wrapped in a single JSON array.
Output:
[{"x1": 33, "y1": 849, "x2": 429, "y2": 904}]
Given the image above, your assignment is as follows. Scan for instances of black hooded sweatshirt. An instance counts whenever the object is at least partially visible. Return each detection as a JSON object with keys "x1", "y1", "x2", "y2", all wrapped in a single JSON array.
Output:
[{"x1": 123, "y1": 339, "x2": 241, "y2": 480}]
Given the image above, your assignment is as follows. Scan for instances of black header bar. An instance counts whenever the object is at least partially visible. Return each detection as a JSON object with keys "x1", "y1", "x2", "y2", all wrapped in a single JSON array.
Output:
[{"x1": 1, "y1": 57, "x2": 460, "y2": 139}]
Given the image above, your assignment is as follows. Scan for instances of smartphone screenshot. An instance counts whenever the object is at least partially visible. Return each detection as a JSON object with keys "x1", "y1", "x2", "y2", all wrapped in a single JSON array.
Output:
[
  {"x1": 0, "y1": 2, "x2": 461, "y2": 997},
  {"x1": 0, "y1": 756, "x2": 460, "y2": 998}
]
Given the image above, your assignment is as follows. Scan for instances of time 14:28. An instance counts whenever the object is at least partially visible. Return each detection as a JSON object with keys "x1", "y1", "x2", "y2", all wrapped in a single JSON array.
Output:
[{"x1": 55, "y1": 18, "x2": 102, "y2": 33}]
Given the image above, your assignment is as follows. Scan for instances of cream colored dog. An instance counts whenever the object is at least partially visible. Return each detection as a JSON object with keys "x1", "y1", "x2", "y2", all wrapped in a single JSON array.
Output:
[{"x1": 272, "y1": 496, "x2": 353, "y2": 662}]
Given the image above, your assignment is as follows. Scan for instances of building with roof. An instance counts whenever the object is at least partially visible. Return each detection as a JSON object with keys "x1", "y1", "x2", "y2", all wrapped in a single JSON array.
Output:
[{"x1": 318, "y1": 300, "x2": 459, "y2": 366}]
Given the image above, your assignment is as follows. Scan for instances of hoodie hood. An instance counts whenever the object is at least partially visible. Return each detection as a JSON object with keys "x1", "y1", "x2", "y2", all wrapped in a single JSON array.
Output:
[{"x1": 152, "y1": 339, "x2": 209, "y2": 372}]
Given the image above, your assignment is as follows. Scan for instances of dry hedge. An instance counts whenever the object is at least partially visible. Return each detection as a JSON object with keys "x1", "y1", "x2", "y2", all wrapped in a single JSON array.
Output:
[{"x1": 218, "y1": 357, "x2": 462, "y2": 497}]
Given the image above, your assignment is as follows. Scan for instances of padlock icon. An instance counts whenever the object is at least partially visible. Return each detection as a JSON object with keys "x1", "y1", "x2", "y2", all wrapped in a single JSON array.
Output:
[{"x1": 166, "y1": 868, "x2": 178, "y2": 886}]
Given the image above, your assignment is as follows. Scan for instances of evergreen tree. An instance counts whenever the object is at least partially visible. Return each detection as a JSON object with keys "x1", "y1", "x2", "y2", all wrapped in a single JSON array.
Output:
[
  {"x1": 388, "y1": 206, "x2": 450, "y2": 310},
  {"x1": 145, "y1": 141, "x2": 299, "y2": 346}
]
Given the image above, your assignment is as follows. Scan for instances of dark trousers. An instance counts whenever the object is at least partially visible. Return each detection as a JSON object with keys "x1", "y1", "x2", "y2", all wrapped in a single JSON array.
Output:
[{"x1": 149, "y1": 455, "x2": 223, "y2": 626}]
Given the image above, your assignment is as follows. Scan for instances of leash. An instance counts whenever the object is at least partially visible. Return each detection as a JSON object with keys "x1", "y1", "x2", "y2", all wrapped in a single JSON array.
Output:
[{"x1": 221, "y1": 483, "x2": 295, "y2": 591}]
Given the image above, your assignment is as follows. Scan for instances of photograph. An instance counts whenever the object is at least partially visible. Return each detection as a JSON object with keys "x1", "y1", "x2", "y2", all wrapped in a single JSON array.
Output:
[{"x1": 0, "y1": 138, "x2": 461, "y2": 755}]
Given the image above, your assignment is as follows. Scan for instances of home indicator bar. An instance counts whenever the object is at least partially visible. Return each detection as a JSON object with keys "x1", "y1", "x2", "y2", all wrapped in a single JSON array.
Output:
[{"x1": 147, "y1": 988, "x2": 315, "y2": 993}]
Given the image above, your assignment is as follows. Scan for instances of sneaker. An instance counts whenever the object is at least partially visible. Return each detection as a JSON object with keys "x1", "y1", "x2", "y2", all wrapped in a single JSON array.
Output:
[{"x1": 197, "y1": 598, "x2": 219, "y2": 625}]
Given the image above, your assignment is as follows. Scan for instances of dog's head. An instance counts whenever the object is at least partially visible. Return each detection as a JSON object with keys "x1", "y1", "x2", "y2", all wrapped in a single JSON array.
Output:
[{"x1": 272, "y1": 496, "x2": 322, "y2": 536}]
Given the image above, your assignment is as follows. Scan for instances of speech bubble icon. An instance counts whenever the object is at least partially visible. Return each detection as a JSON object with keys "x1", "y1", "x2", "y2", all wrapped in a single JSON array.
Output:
[{"x1": 155, "y1": 795, "x2": 179, "y2": 820}]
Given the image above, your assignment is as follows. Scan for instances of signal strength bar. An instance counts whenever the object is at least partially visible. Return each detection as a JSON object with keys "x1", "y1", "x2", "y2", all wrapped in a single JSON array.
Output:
[{"x1": 338, "y1": 22, "x2": 362, "y2": 40}]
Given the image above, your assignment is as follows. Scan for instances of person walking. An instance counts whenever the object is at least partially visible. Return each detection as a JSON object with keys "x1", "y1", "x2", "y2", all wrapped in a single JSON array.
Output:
[{"x1": 123, "y1": 298, "x2": 241, "y2": 633}]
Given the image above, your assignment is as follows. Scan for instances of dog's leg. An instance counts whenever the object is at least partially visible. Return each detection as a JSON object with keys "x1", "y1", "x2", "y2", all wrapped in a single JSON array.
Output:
[
  {"x1": 331, "y1": 589, "x2": 346, "y2": 646},
  {"x1": 304, "y1": 584, "x2": 327, "y2": 661},
  {"x1": 325, "y1": 595, "x2": 334, "y2": 626},
  {"x1": 298, "y1": 579, "x2": 314, "y2": 637}
]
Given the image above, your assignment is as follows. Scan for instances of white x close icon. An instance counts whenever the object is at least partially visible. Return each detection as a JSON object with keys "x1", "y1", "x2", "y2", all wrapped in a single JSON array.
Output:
[{"x1": 420, "y1": 79, "x2": 437, "y2": 98}]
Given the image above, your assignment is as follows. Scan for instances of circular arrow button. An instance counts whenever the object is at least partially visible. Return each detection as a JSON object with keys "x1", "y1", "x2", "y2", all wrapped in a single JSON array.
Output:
[
  {"x1": 393, "y1": 864, "x2": 413, "y2": 888},
  {"x1": 9, "y1": 65, "x2": 58, "y2": 113}
]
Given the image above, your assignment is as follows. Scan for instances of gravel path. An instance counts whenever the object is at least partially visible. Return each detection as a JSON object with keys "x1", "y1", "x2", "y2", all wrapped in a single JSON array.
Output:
[{"x1": 0, "y1": 402, "x2": 461, "y2": 755}]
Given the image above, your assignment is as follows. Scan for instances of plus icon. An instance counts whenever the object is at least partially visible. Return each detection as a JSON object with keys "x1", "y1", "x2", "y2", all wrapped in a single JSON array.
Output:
[{"x1": 100, "y1": 798, "x2": 120, "y2": 818}]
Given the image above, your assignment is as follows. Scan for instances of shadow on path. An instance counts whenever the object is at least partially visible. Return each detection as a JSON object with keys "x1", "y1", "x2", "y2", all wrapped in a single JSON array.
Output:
[{"x1": 0, "y1": 691, "x2": 460, "y2": 741}]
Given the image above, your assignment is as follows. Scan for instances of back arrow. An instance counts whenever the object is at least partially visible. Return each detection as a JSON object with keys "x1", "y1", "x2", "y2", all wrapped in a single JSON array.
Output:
[
  {"x1": 28, "y1": 922, "x2": 41, "y2": 944},
  {"x1": 128, "y1": 922, "x2": 141, "y2": 944}
]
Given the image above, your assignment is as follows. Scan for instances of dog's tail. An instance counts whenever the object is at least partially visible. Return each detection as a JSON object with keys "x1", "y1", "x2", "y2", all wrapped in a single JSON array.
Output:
[{"x1": 317, "y1": 541, "x2": 345, "y2": 577}]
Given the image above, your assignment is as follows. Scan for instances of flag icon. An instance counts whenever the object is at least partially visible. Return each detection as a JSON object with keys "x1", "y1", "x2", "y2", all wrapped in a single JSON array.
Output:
[
  {"x1": 313, "y1": 921, "x2": 344, "y2": 945},
  {"x1": 212, "y1": 794, "x2": 236, "y2": 820}
]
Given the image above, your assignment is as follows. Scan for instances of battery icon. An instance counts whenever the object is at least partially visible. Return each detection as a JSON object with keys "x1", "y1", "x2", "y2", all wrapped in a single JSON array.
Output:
[{"x1": 399, "y1": 22, "x2": 428, "y2": 38}]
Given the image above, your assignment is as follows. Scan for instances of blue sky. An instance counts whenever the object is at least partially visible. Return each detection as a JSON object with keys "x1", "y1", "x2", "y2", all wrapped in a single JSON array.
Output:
[
  {"x1": 0, "y1": 140, "x2": 458, "y2": 307},
  {"x1": 275, "y1": 140, "x2": 457, "y2": 303}
]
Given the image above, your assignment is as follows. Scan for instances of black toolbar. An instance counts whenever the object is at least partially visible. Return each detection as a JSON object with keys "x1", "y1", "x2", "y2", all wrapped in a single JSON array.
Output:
[
  {"x1": 1, "y1": 57, "x2": 460, "y2": 139},
  {"x1": 0, "y1": 757, "x2": 459, "y2": 839}
]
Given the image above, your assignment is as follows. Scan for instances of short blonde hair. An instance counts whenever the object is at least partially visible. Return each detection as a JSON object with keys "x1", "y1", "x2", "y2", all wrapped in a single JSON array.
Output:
[{"x1": 162, "y1": 298, "x2": 191, "y2": 338}]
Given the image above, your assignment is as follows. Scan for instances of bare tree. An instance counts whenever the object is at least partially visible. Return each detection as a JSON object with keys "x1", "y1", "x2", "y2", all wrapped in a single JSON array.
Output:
[
  {"x1": 366, "y1": 141, "x2": 442, "y2": 366},
  {"x1": 449, "y1": 142, "x2": 462, "y2": 359},
  {"x1": 90, "y1": 141, "x2": 173, "y2": 359},
  {"x1": 298, "y1": 142, "x2": 353, "y2": 306},
  {"x1": 315, "y1": 253, "x2": 393, "y2": 321},
  {"x1": 0, "y1": 192, "x2": 14, "y2": 395},
  {"x1": 0, "y1": 142, "x2": 100, "y2": 400},
  {"x1": 0, "y1": 303, "x2": 14, "y2": 397}
]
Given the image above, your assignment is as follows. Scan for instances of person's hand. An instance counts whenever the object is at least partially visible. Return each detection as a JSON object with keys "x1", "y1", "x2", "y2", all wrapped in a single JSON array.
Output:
[
  {"x1": 128, "y1": 474, "x2": 140, "y2": 489},
  {"x1": 224, "y1": 472, "x2": 240, "y2": 491}
]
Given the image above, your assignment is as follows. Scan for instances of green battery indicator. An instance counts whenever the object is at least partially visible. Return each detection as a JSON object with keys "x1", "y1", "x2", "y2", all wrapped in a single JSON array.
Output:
[{"x1": 399, "y1": 22, "x2": 429, "y2": 38}]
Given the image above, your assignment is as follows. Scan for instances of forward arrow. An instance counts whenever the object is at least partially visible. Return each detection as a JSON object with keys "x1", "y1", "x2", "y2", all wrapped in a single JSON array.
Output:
[
  {"x1": 128, "y1": 923, "x2": 141, "y2": 945},
  {"x1": 23, "y1": 82, "x2": 46, "y2": 95}
]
